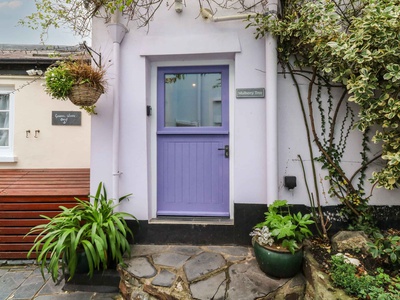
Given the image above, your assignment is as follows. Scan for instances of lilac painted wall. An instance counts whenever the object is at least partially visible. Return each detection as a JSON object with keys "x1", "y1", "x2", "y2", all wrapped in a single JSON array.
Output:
[{"x1": 90, "y1": 2, "x2": 400, "y2": 221}]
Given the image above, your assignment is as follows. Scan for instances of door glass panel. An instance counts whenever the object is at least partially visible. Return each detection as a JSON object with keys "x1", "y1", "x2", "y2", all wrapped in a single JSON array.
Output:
[{"x1": 164, "y1": 73, "x2": 222, "y2": 127}]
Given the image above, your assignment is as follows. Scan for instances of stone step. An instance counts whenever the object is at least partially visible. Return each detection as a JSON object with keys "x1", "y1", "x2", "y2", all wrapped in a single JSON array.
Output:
[{"x1": 119, "y1": 245, "x2": 306, "y2": 300}]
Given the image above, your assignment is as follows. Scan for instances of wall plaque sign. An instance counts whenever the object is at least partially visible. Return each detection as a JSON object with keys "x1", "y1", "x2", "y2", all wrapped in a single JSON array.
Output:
[
  {"x1": 236, "y1": 88, "x2": 265, "y2": 98},
  {"x1": 52, "y1": 111, "x2": 82, "y2": 126}
]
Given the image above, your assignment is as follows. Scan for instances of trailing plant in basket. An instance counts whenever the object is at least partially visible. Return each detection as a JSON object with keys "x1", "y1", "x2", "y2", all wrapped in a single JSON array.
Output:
[
  {"x1": 26, "y1": 182, "x2": 137, "y2": 282},
  {"x1": 250, "y1": 200, "x2": 314, "y2": 254},
  {"x1": 44, "y1": 60, "x2": 106, "y2": 114}
]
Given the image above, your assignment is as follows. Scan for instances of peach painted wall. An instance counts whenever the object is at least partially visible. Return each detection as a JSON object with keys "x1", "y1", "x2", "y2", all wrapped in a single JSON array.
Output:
[{"x1": 0, "y1": 75, "x2": 91, "y2": 169}]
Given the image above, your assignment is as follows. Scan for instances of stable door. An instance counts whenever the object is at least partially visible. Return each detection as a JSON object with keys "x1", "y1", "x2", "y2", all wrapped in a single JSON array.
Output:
[{"x1": 157, "y1": 66, "x2": 229, "y2": 217}]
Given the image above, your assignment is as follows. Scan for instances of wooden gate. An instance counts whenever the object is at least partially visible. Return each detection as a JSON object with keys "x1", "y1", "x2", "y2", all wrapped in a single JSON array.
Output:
[{"x1": 0, "y1": 169, "x2": 90, "y2": 259}]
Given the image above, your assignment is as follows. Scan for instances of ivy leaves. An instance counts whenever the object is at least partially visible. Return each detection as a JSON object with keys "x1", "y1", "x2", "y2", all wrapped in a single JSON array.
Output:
[{"x1": 250, "y1": 0, "x2": 400, "y2": 190}]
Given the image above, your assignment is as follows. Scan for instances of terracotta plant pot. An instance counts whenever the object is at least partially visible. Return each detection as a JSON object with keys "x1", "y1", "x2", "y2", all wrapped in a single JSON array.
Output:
[{"x1": 253, "y1": 241, "x2": 303, "y2": 278}]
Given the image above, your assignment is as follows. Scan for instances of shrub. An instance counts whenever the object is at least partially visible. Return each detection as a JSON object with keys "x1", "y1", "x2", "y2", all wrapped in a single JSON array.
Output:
[{"x1": 330, "y1": 255, "x2": 400, "y2": 299}]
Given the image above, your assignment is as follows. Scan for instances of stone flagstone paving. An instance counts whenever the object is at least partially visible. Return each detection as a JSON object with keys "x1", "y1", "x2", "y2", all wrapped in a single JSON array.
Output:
[
  {"x1": 1, "y1": 245, "x2": 307, "y2": 299},
  {"x1": 0, "y1": 261, "x2": 120, "y2": 300},
  {"x1": 119, "y1": 245, "x2": 303, "y2": 300}
]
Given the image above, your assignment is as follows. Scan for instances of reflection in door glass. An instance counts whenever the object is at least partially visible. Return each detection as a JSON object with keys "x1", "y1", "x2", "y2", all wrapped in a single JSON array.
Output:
[{"x1": 164, "y1": 73, "x2": 222, "y2": 127}]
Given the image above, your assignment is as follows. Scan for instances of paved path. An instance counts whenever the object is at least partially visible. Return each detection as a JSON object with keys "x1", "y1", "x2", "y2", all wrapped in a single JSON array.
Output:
[
  {"x1": 121, "y1": 245, "x2": 300, "y2": 299},
  {"x1": 1, "y1": 245, "x2": 305, "y2": 300},
  {"x1": 0, "y1": 261, "x2": 120, "y2": 300}
]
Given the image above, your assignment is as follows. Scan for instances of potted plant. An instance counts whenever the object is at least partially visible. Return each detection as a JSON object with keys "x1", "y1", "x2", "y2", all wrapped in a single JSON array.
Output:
[
  {"x1": 44, "y1": 59, "x2": 106, "y2": 114},
  {"x1": 250, "y1": 199, "x2": 314, "y2": 278},
  {"x1": 26, "y1": 182, "x2": 137, "y2": 282}
]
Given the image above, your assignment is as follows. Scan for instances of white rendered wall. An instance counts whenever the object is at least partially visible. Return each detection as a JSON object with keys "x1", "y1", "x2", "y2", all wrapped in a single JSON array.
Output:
[
  {"x1": 276, "y1": 73, "x2": 400, "y2": 206},
  {"x1": 91, "y1": 2, "x2": 400, "y2": 219},
  {"x1": 0, "y1": 76, "x2": 91, "y2": 169}
]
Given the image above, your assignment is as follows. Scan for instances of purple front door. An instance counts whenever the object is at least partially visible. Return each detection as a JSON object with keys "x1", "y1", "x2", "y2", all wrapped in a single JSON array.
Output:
[{"x1": 157, "y1": 66, "x2": 230, "y2": 217}]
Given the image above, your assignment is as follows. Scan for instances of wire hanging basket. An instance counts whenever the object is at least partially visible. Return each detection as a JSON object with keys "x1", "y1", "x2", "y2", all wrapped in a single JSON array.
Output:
[{"x1": 68, "y1": 83, "x2": 103, "y2": 106}]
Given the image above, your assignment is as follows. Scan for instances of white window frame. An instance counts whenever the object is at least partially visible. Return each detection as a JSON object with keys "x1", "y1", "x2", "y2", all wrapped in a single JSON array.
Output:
[{"x1": 0, "y1": 88, "x2": 16, "y2": 162}]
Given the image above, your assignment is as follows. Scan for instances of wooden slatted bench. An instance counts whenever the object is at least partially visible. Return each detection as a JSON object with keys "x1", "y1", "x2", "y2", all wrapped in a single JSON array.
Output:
[{"x1": 0, "y1": 169, "x2": 90, "y2": 259}]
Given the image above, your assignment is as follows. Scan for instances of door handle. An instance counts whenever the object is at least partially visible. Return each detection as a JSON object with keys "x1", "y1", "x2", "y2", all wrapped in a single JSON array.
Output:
[{"x1": 218, "y1": 145, "x2": 229, "y2": 158}]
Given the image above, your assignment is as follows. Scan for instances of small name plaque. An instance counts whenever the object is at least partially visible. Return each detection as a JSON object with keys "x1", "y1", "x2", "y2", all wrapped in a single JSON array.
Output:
[
  {"x1": 236, "y1": 88, "x2": 265, "y2": 98},
  {"x1": 52, "y1": 111, "x2": 82, "y2": 126}
]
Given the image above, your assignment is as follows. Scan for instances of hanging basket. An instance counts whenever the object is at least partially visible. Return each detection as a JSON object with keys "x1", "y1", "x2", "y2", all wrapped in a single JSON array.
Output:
[{"x1": 68, "y1": 83, "x2": 103, "y2": 106}]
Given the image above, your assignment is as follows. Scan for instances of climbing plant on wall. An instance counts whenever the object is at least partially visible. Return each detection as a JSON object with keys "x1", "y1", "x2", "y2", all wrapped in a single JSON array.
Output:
[{"x1": 248, "y1": 0, "x2": 400, "y2": 230}]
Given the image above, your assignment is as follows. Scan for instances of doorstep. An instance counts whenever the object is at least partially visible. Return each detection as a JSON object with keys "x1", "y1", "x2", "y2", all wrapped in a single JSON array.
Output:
[{"x1": 149, "y1": 217, "x2": 234, "y2": 225}]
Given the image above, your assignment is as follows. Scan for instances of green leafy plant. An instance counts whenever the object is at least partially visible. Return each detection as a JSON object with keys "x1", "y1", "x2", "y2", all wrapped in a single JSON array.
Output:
[
  {"x1": 20, "y1": 0, "x2": 168, "y2": 41},
  {"x1": 26, "y1": 182, "x2": 137, "y2": 282},
  {"x1": 330, "y1": 255, "x2": 400, "y2": 299},
  {"x1": 44, "y1": 62, "x2": 75, "y2": 100},
  {"x1": 248, "y1": 0, "x2": 400, "y2": 194},
  {"x1": 44, "y1": 59, "x2": 106, "y2": 114},
  {"x1": 244, "y1": 0, "x2": 400, "y2": 232},
  {"x1": 251, "y1": 200, "x2": 314, "y2": 254},
  {"x1": 368, "y1": 232, "x2": 400, "y2": 265}
]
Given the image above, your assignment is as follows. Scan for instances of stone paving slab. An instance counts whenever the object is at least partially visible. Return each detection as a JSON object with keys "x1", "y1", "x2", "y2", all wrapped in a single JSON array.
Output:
[
  {"x1": 37, "y1": 278, "x2": 65, "y2": 295},
  {"x1": 0, "y1": 270, "x2": 33, "y2": 300},
  {"x1": 0, "y1": 263, "x2": 121, "y2": 300},
  {"x1": 34, "y1": 292, "x2": 97, "y2": 300},
  {"x1": 184, "y1": 252, "x2": 226, "y2": 281},
  {"x1": 205, "y1": 245, "x2": 250, "y2": 257},
  {"x1": 153, "y1": 252, "x2": 190, "y2": 268},
  {"x1": 168, "y1": 245, "x2": 203, "y2": 257},
  {"x1": 152, "y1": 269, "x2": 176, "y2": 287},
  {"x1": 0, "y1": 268, "x2": 8, "y2": 277},
  {"x1": 227, "y1": 259, "x2": 288, "y2": 299},
  {"x1": 12, "y1": 274, "x2": 46, "y2": 299},
  {"x1": 190, "y1": 271, "x2": 227, "y2": 300},
  {"x1": 127, "y1": 257, "x2": 157, "y2": 278},
  {"x1": 130, "y1": 245, "x2": 168, "y2": 257},
  {"x1": 205, "y1": 245, "x2": 251, "y2": 262}
]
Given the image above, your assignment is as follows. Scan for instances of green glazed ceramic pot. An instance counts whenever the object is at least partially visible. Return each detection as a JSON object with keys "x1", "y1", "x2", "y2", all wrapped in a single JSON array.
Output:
[{"x1": 253, "y1": 241, "x2": 303, "y2": 278}]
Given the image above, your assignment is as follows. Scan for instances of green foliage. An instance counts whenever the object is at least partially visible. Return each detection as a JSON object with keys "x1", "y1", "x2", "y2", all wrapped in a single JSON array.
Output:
[
  {"x1": 253, "y1": 200, "x2": 314, "y2": 254},
  {"x1": 45, "y1": 62, "x2": 74, "y2": 100},
  {"x1": 26, "y1": 182, "x2": 137, "y2": 282},
  {"x1": 19, "y1": 0, "x2": 162, "y2": 41},
  {"x1": 44, "y1": 60, "x2": 105, "y2": 115},
  {"x1": 248, "y1": 0, "x2": 400, "y2": 190},
  {"x1": 330, "y1": 255, "x2": 400, "y2": 299},
  {"x1": 45, "y1": 60, "x2": 105, "y2": 100},
  {"x1": 368, "y1": 232, "x2": 400, "y2": 265}
]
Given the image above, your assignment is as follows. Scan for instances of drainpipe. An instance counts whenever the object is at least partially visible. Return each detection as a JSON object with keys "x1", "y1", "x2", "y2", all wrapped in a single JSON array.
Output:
[
  {"x1": 265, "y1": 2, "x2": 279, "y2": 204},
  {"x1": 107, "y1": 13, "x2": 128, "y2": 204},
  {"x1": 200, "y1": 6, "x2": 279, "y2": 204}
]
